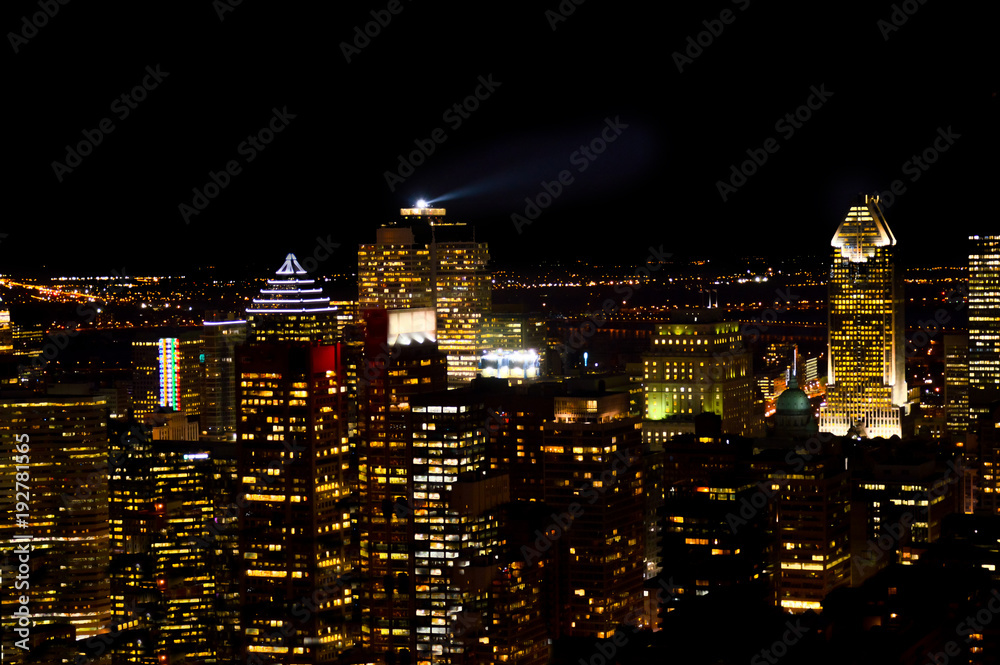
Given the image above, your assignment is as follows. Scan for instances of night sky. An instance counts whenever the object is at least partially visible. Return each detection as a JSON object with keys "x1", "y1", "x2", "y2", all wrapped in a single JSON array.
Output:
[{"x1": 5, "y1": 1, "x2": 997, "y2": 276}]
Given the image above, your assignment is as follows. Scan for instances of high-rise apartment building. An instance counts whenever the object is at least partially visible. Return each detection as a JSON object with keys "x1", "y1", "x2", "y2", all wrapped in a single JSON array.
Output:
[
  {"x1": 0, "y1": 303, "x2": 12, "y2": 354},
  {"x1": 408, "y1": 390, "x2": 510, "y2": 663},
  {"x1": 765, "y1": 448, "x2": 851, "y2": 612},
  {"x1": 820, "y1": 194, "x2": 906, "y2": 439},
  {"x1": 358, "y1": 205, "x2": 491, "y2": 384},
  {"x1": 969, "y1": 235, "x2": 1000, "y2": 418}
]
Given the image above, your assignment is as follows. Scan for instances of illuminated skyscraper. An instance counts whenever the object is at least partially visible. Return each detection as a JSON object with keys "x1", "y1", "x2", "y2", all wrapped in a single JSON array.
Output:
[
  {"x1": 108, "y1": 424, "x2": 228, "y2": 663},
  {"x1": 356, "y1": 307, "x2": 449, "y2": 661},
  {"x1": 201, "y1": 312, "x2": 248, "y2": 440},
  {"x1": 944, "y1": 334, "x2": 970, "y2": 440},
  {"x1": 246, "y1": 253, "x2": 345, "y2": 344},
  {"x1": 820, "y1": 194, "x2": 906, "y2": 439},
  {"x1": 768, "y1": 448, "x2": 851, "y2": 612},
  {"x1": 131, "y1": 332, "x2": 203, "y2": 419},
  {"x1": 358, "y1": 226, "x2": 433, "y2": 311},
  {"x1": 358, "y1": 205, "x2": 491, "y2": 383},
  {"x1": 0, "y1": 393, "x2": 112, "y2": 645},
  {"x1": 969, "y1": 235, "x2": 1000, "y2": 417},
  {"x1": 541, "y1": 391, "x2": 646, "y2": 636},
  {"x1": 236, "y1": 341, "x2": 354, "y2": 663}
]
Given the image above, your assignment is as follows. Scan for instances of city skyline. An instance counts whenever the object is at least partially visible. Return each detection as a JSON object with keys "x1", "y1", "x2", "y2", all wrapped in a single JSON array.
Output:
[{"x1": 3, "y1": 3, "x2": 1000, "y2": 664}]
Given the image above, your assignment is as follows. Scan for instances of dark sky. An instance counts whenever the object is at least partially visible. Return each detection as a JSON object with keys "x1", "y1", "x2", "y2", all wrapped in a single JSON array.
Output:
[{"x1": 5, "y1": 1, "x2": 997, "y2": 276}]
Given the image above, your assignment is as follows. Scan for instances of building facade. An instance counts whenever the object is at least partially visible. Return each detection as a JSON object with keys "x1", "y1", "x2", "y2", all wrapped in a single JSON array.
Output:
[{"x1": 821, "y1": 194, "x2": 906, "y2": 439}]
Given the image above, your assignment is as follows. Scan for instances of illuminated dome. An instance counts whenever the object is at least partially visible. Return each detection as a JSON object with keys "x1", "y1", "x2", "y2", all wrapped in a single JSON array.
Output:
[
  {"x1": 776, "y1": 388, "x2": 811, "y2": 415},
  {"x1": 774, "y1": 388, "x2": 818, "y2": 438}
]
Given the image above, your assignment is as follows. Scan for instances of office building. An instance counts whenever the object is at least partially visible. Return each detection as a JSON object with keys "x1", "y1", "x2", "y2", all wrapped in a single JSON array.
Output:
[
  {"x1": 969, "y1": 235, "x2": 1000, "y2": 417},
  {"x1": 246, "y1": 253, "x2": 344, "y2": 344},
  {"x1": 356, "y1": 307, "x2": 449, "y2": 661},
  {"x1": 643, "y1": 309, "x2": 764, "y2": 442},
  {"x1": 201, "y1": 313, "x2": 248, "y2": 440},
  {"x1": 944, "y1": 333, "x2": 970, "y2": 441},
  {"x1": 236, "y1": 341, "x2": 354, "y2": 663},
  {"x1": 541, "y1": 390, "x2": 646, "y2": 636},
  {"x1": 0, "y1": 393, "x2": 112, "y2": 644},
  {"x1": 820, "y1": 194, "x2": 906, "y2": 439},
  {"x1": 108, "y1": 423, "x2": 228, "y2": 663},
  {"x1": 131, "y1": 332, "x2": 203, "y2": 419},
  {"x1": 358, "y1": 205, "x2": 491, "y2": 384}
]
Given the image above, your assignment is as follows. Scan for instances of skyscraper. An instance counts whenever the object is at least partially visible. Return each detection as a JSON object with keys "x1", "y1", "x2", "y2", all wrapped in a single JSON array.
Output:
[
  {"x1": 236, "y1": 341, "x2": 355, "y2": 663},
  {"x1": 358, "y1": 204, "x2": 491, "y2": 384},
  {"x1": 541, "y1": 390, "x2": 647, "y2": 636},
  {"x1": 0, "y1": 393, "x2": 112, "y2": 645},
  {"x1": 201, "y1": 312, "x2": 248, "y2": 440},
  {"x1": 944, "y1": 333, "x2": 970, "y2": 441},
  {"x1": 246, "y1": 253, "x2": 345, "y2": 344},
  {"x1": 130, "y1": 332, "x2": 203, "y2": 419},
  {"x1": 355, "y1": 307, "x2": 450, "y2": 661},
  {"x1": 968, "y1": 235, "x2": 1000, "y2": 417},
  {"x1": 820, "y1": 194, "x2": 906, "y2": 439}
]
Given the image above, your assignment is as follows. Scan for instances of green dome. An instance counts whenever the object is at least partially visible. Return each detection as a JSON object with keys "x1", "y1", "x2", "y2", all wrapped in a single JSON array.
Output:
[{"x1": 776, "y1": 388, "x2": 811, "y2": 414}]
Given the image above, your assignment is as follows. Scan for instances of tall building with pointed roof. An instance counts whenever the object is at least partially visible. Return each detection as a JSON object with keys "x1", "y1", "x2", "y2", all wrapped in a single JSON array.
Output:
[
  {"x1": 246, "y1": 253, "x2": 348, "y2": 344},
  {"x1": 820, "y1": 194, "x2": 906, "y2": 439}
]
